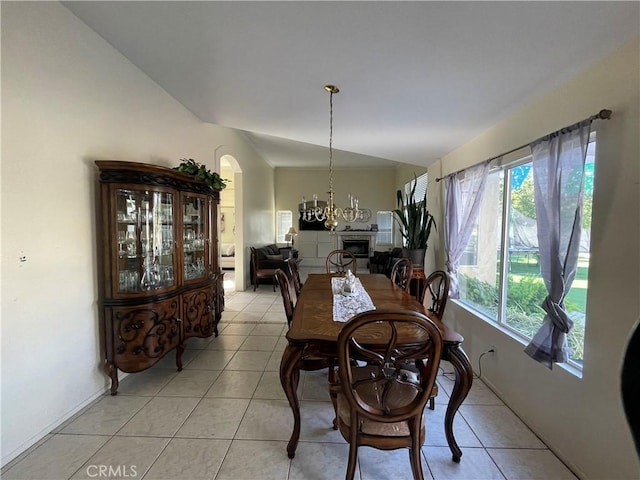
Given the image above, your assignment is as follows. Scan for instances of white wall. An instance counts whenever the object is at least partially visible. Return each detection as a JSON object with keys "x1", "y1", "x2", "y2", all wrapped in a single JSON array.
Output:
[
  {"x1": 206, "y1": 131, "x2": 275, "y2": 290},
  {"x1": 393, "y1": 164, "x2": 443, "y2": 273},
  {"x1": 238, "y1": 151, "x2": 274, "y2": 287},
  {"x1": 439, "y1": 39, "x2": 640, "y2": 479},
  {"x1": 274, "y1": 166, "x2": 397, "y2": 230},
  {"x1": 0, "y1": 2, "x2": 273, "y2": 464}
]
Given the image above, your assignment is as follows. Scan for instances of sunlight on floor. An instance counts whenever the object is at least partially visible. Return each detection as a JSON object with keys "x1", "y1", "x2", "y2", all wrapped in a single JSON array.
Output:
[{"x1": 223, "y1": 269, "x2": 236, "y2": 292}]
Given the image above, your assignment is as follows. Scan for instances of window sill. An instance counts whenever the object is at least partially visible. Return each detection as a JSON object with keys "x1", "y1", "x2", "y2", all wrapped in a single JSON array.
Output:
[{"x1": 450, "y1": 299, "x2": 583, "y2": 379}]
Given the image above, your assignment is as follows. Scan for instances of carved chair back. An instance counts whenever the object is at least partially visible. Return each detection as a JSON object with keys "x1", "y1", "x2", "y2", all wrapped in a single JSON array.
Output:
[
  {"x1": 390, "y1": 258, "x2": 413, "y2": 292},
  {"x1": 422, "y1": 270, "x2": 450, "y2": 320},
  {"x1": 325, "y1": 249, "x2": 357, "y2": 274},
  {"x1": 332, "y1": 309, "x2": 443, "y2": 480},
  {"x1": 274, "y1": 269, "x2": 295, "y2": 326},
  {"x1": 288, "y1": 260, "x2": 303, "y2": 297}
]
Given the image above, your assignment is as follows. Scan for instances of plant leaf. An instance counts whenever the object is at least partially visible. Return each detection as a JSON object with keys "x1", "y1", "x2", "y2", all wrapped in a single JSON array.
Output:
[{"x1": 392, "y1": 174, "x2": 435, "y2": 249}]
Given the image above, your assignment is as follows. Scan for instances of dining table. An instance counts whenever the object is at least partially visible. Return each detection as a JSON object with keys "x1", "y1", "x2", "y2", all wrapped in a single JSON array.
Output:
[{"x1": 279, "y1": 273, "x2": 473, "y2": 462}]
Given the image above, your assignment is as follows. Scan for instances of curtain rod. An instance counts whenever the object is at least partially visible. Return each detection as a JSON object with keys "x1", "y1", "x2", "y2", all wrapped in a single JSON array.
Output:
[{"x1": 435, "y1": 109, "x2": 612, "y2": 183}]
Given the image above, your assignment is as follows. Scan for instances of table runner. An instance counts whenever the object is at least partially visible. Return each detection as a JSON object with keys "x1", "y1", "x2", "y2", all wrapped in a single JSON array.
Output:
[{"x1": 332, "y1": 277, "x2": 376, "y2": 322}]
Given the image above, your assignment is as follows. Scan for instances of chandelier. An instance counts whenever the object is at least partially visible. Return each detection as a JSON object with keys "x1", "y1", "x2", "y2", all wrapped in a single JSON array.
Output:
[{"x1": 301, "y1": 85, "x2": 371, "y2": 232}]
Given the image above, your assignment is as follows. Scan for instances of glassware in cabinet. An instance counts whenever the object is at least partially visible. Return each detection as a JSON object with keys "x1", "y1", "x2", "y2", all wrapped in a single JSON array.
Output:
[
  {"x1": 115, "y1": 188, "x2": 176, "y2": 293},
  {"x1": 183, "y1": 194, "x2": 208, "y2": 281}
]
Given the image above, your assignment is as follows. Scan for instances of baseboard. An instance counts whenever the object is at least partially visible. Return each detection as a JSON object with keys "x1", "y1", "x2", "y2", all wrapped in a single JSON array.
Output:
[
  {"x1": 478, "y1": 375, "x2": 585, "y2": 479},
  {"x1": 1, "y1": 382, "x2": 114, "y2": 468}
]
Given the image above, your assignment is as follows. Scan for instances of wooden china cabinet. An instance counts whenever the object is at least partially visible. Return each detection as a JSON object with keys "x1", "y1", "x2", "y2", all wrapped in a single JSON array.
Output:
[{"x1": 96, "y1": 161, "x2": 225, "y2": 395}]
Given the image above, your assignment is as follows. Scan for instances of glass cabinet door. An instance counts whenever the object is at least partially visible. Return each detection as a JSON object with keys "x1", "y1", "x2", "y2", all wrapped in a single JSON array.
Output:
[
  {"x1": 115, "y1": 189, "x2": 175, "y2": 293},
  {"x1": 183, "y1": 194, "x2": 209, "y2": 281}
]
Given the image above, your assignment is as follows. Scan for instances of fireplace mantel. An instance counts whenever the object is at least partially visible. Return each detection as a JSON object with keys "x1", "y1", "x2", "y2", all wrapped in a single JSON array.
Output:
[{"x1": 335, "y1": 231, "x2": 378, "y2": 237}]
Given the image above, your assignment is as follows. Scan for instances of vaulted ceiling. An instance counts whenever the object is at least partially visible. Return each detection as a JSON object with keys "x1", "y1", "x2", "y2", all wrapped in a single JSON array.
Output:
[{"x1": 63, "y1": 1, "x2": 639, "y2": 168}]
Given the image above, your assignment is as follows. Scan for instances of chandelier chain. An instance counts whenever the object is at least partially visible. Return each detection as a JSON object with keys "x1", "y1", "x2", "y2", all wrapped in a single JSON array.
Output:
[
  {"x1": 299, "y1": 84, "x2": 372, "y2": 231},
  {"x1": 328, "y1": 88, "x2": 334, "y2": 196}
]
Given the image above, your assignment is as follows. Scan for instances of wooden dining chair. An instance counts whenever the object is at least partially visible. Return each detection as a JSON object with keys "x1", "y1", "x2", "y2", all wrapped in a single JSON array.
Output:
[
  {"x1": 287, "y1": 259, "x2": 303, "y2": 297},
  {"x1": 422, "y1": 270, "x2": 450, "y2": 320},
  {"x1": 330, "y1": 309, "x2": 443, "y2": 480},
  {"x1": 274, "y1": 269, "x2": 295, "y2": 327},
  {"x1": 390, "y1": 258, "x2": 413, "y2": 292},
  {"x1": 250, "y1": 247, "x2": 277, "y2": 292},
  {"x1": 274, "y1": 268, "x2": 331, "y2": 371},
  {"x1": 418, "y1": 270, "x2": 450, "y2": 410},
  {"x1": 326, "y1": 249, "x2": 357, "y2": 274}
]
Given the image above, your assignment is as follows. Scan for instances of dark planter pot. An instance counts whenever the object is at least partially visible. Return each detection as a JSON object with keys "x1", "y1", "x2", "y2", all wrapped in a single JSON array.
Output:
[{"x1": 402, "y1": 248, "x2": 426, "y2": 268}]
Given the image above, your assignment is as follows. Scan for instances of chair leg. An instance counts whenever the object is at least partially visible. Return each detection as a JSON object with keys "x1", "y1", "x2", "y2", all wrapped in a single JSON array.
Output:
[
  {"x1": 345, "y1": 443, "x2": 358, "y2": 480},
  {"x1": 408, "y1": 447, "x2": 424, "y2": 480},
  {"x1": 408, "y1": 419, "x2": 424, "y2": 480},
  {"x1": 429, "y1": 396, "x2": 435, "y2": 410},
  {"x1": 327, "y1": 360, "x2": 339, "y2": 430},
  {"x1": 272, "y1": 278, "x2": 276, "y2": 292}
]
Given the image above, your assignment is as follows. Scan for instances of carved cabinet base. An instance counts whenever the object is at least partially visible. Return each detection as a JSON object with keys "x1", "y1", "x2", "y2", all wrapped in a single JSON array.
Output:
[
  {"x1": 103, "y1": 287, "x2": 220, "y2": 395},
  {"x1": 182, "y1": 284, "x2": 216, "y2": 340},
  {"x1": 104, "y1": 297, "x2": 181, "y2": 394}
]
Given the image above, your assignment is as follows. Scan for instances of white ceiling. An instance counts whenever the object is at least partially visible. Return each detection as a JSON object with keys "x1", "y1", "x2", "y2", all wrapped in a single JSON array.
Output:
[{"x1": 63, "y1": 1, "x2": 639, "y2": 168}]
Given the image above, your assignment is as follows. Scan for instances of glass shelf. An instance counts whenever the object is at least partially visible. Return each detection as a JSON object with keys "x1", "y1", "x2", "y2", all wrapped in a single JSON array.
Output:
[
  {"x1": 183, "y1": 195, "x2": 207, "y2": 282},
  {"x1": 115, "y1": 188, "x2": 176, "y2": 293}
]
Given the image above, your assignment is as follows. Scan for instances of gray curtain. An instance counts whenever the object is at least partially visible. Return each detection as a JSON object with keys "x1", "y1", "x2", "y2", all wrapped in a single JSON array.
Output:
[
  {"x1": 524, "y1": 120, "x2": 592, "y2": 368},
  {"x1": 444, "y1": 162, "x2": 490, "y2": 298}
]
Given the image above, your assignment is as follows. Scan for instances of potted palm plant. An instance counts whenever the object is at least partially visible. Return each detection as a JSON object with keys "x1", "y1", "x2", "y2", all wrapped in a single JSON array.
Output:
[{"x1": 393, "y1": 175, "x2": 436, "y2": 267}]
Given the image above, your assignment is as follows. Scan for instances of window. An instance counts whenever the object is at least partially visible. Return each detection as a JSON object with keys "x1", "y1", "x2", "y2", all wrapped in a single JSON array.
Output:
[
  {"x1": 276, "y1": 210, "x2": 293, "y2": 243},
  {"x1": 376, "y1": 211, "x2": 393, "y2": 244},
  {"x1": 405, "y1": 172, "x2": 428, "y2": 202},
  {"x1": 458, "y1": 135, "x2": 596, "y2": 367},
  {"x1": 459, "y1": 225, "x2": 478, "y2": 266}
]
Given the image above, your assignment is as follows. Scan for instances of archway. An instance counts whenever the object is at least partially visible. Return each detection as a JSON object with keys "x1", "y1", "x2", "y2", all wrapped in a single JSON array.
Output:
[{"x1": 219, "y1": 154, "x2": 245, "y2": 290}]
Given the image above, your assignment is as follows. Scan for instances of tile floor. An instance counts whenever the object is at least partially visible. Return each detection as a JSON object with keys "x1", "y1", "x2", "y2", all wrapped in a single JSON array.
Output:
[{"x1": 2, "y1": 271, "x2": 578, "y2": 480}]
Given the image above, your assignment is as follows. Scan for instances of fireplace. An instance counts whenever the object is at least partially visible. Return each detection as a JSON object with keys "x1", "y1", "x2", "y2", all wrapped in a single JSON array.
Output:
[
  {"x1": 342, "y1": 239, "x2": 370, "y2": 258},
  {"x1": 336, "y1": 231, "x2": 377, "y2": 265}
]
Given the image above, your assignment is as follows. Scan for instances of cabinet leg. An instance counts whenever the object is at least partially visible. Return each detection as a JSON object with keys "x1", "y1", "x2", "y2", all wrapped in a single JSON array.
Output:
[
  {"x1": 104, "y1": 361, "x2": 119, "y2": 395},
  {"x1": 176, "y1": 343, "x2": 184, "y2": 371}
]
